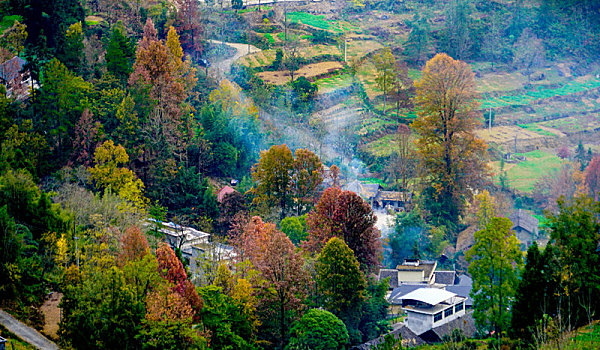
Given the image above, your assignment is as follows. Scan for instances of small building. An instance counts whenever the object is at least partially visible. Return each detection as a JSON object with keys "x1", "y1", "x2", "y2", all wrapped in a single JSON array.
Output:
[
  {"x1": 400, "y1": 288, "x2": 467, "y2": 336},
  {"x1": 344, "y1": 180, "x2": 412, "y2": 212},
  {"x1": 379, "y1": 259, "x2": 437, "y2": 290},
  {"x1": 0, "y1": 336, "x2": 6, "y2": 350},
  {"x1": 372, "y1": 190, "x2": 413, "y2": 211},
  {"x1": 217, "y1": 185, "x2": 236, "y2": 203},
  {"x1": 509, "y1": 209, "x2": 539, "y2": 250},
  {"x1": 152, "y1": 220, "x2": 211, "y2": 252},
  {"x1": 0, "y1": 56, "x2": 35, "y2": 100}
]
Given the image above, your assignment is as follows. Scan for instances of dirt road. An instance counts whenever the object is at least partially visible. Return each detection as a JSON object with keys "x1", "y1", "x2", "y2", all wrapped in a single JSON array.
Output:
[
  {"x1": 0, "y1": 309, "x2": 59, "y2": 350},
  {"x1": 207, "y1": 40, "x2": 261, "y2": 81}
]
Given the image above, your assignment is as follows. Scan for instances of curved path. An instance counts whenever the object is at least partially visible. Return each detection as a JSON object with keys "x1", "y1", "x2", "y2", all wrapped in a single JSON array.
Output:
[
  {"x1": 207, "y1": 39, "x2": 261, "y2": 81},
  {"x1": 0, "y1": 309, "x2": 59, "y2": 349}
]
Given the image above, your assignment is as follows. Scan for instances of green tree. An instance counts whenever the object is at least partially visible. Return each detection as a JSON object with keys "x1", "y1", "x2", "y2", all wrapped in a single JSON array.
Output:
[
  {"x1": 372, "y1": 48, "x2": 396, "y2": 115},
  {"x1": 280, "y1": 216, "x2": 307, "y2": 245},
  {"x1": 198, "y1": 285, "x2": 258, "y2": 350},
  {"x1": 286, "y1": 309, "x2": 349, "y2": 350},
  {"x1": 466, "y1": 217, "x2": 523, "y2": 337},
  {"x1": 412, "y1": 53, "x2": 488, "y2": 235},
  {"x1": 548, "y1": 195, "x2": 600, "y2": 328},
  {"x1": 106, "y1": 24, "x2": 135, "y2": 85},
  {"x1": 405, "y1": 15, "x2": 430, "y2": 65},
  {"x1": 316, "y1": 237, "x2": 366, "y2": 343},
  {"x1": 511, "y1": 243, "x2": 560, "y2": 343},
  {"x1": 62, "y1": 21, "x2": 84, "y2": 74}
]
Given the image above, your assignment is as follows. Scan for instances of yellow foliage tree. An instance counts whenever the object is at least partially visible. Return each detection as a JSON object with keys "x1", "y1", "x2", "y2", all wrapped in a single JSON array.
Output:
[
  {"x1": 88, "y1": 140, "x2": 147, "y2": 209},
  {"x1": 209, "y1": 79, "x2": 259, "y2": 118}
]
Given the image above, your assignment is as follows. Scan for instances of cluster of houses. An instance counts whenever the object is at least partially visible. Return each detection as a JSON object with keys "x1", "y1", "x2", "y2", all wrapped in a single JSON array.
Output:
[{"x1": 343, "y1": 180, "x2": 413, "y2": 212}]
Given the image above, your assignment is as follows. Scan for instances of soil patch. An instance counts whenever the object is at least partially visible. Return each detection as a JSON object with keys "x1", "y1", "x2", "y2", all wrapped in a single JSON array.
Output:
[{"x1": 40, "y1": 292, "x2": 62, "y2": 340}]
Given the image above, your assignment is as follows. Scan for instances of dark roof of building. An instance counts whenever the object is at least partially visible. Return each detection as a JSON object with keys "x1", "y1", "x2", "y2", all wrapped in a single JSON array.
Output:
[
  {"x1": 509, "y1": 209, "x2": 539, "y2": 234},
  {"x1": 343, "y1": 180, "x2": 382, "y2": 200},
  {"x1": 374, "y1": 191, "x2": 413, "y2": 202},
  {"x1": 379, "y1": 269, "x2": 399, "y2": 289},
  {"x1": 434, "y1": 271, "x2": 458, "y2": 285},
  {"x1": 0, "y1": 56, "x2": 26, "y2": 82},
  {"x1": 445, "y1": 286, "x2": 473, "y2": 306},
  {"x1": 418, "y1": 313, "x2": 476, "y2": 342},
  {"x1": 456, "y1": 274, "x2": 472, "y2": 287},
  {"x1": 352, "y1": 324, "x2": 426, "y2": 349},
  {"x1": 389, "y1": 284, "x2": 433, "y2": 304}
]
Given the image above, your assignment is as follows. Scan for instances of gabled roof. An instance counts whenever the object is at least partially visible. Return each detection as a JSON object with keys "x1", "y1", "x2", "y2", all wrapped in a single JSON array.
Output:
[
  {"x1": 400, "y1": 288, "x2": 457, "y2": 306},
  {"x1": 343, "y1": 180, "x2": 381, "y2": 200},
  {"x1": 0, "y1": 56, "x2": 26, "y2": 82},
  {"x1": 217, "y1": 186, "x2": 235, "y2": 203},
  {"x1": 389, "y1": 284, "x2": 430, "y2": 304},
  {"x1": 419, "y1": 313, "x2": 476, "y2": 342},
  {"x1": 445, "y1": 285, "x2": 473, "y2": 307},
  {"x1": 379, "y1": 269, "x2": 399, "y2": 289},
  {"x1": 353, "y1": 324, "x2": 425, "y2": 349},
  {"x1": 434, "y1": 271, "x2": 457, "y2": 285},
  {"x1": 509, "y1": 209, "x2": 539, "y2": 234}
]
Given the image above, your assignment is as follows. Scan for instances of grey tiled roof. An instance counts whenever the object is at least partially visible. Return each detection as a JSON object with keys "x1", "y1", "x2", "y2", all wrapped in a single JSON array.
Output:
[
  {"x1": 379, "y1": 269, "x2": 398, "y2": 289},
  {"x1": 509, "y1": 209, "x2": 539, "y2": 234},
  {"x1": 434, "y1": 271, "x2": 457, "y2": 285}
]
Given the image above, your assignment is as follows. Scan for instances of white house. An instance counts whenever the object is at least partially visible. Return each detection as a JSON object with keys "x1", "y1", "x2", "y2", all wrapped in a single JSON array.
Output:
[{"x1": 400, "y1": 288, "x2": 466, "y2": 335}]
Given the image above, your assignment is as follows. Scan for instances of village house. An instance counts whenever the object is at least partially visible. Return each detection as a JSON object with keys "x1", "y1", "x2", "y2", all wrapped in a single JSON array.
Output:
[
  {"x1": 509, "y1": 209, "x2": 539, "y2": 250},
  {"x1": 0, "y1": 56, "x2": 35, "y2": 100},
  {"x1": 343, "y1": 180, "x2": 412, "y2": 212},
  {"x1": 399, "y1": 288, "x2": 467, "y2": 335},
  {"x1": 379, "y1": 259, "x2": 438, "y2": 289}
]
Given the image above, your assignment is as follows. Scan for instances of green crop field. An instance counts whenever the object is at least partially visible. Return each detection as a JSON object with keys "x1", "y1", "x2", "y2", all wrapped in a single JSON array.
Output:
[
  {"x1": 316, "y1": 73, "x2": 353, "y2": 93},
  {"x1": 517, "y1": 123, "x2": 556, "y2": 137},
  {"x1": 480, "y1": 77, "x2": 600, "y2": 109},
  {"x1": 287, "y1": 12, "x2": 359, "y2": 33},
  {"x1": 495, "y1": 150, "x2": 565, "y2": 193}
]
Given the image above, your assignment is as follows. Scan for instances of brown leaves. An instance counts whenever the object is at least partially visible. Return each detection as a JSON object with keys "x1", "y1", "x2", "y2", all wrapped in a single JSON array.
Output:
[{"x1": 304, "y1": 188, "x2": 382, "y2": 272}]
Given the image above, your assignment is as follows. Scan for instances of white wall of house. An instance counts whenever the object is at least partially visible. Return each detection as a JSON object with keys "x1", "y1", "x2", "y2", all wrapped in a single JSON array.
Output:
[
  {"x1": 406, "y1": 310, "x2": 434, "y2": 335},
  {"x1": 398, "y1": 270, "x2": 425, "y2": 283}
]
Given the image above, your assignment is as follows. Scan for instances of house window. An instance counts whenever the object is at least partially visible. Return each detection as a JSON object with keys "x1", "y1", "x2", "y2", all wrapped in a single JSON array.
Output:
[
  {"x1": 444, "y1": 307, "x2": 454, "y2": 318},
  {"x1": 434, "y1": 312, "x2": 443, "y2": 322},
  {"x1": 455, "y1": 302, "x2": 464, "y2": 313}
]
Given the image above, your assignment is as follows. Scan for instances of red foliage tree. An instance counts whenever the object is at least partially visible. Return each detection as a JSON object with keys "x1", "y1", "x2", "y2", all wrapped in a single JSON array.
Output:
[
  {"x1": 585, "y1": 156, "x2": 600, "y2": 201},
  {"x1": 234, "y1": 216, "x2": 309, "y2": 348},
  {"x1": 304, "y1": 188, "x2": 382, "y2": 271},
  {"x1": 118, "y1": 226, "x2": 150, "y2": 265},
  {"x1": 174, "y1": 0, "x2": 204, "y2": 60},
  {"x1": 70, "y1": 108, "x2": 103, "y2": 167},
  {"x1": 156, "y1": 243, "x2": 202, "y2": 321}
]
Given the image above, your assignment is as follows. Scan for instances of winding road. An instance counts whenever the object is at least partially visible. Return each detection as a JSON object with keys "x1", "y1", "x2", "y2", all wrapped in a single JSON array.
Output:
[
  {"x1": 207, "y1": 40, "x2": 261, "y2": 81},
  {"x1": 0, "y1": 309, "x2": 58, "y2": 349}
]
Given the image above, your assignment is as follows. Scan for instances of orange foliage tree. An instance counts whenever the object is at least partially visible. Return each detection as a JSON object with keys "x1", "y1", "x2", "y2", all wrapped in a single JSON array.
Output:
[{"x1": 412, "y1": 53, "x2": 488, "y2": 233}]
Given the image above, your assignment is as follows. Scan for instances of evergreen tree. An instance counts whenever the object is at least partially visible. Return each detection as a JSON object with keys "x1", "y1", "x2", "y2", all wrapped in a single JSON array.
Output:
[{"x1": 106, "y1": 24, "x2": 135, "y2": 85}]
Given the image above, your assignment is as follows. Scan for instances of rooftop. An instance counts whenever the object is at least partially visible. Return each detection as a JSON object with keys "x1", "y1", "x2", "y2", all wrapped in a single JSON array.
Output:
[
  {"x1": 509, "y1": 209, "x2": 539, "y2": 234},
  {"x1": 401, "y1": 288, "x2": 457, "y2": 306}
]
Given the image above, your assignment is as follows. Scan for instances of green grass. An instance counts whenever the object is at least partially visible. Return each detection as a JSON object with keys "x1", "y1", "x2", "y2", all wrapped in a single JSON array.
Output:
[
  {"x1": 287, "y1": 12, "x2": 359, "y2": 33},
  {"x1": 480, "y1": 78, "x2": 600, "y2": 109},
  {"x1": 501, "y1": 150, "x2": 564, "y2": 192},
  {"x1": 0, "y1": 15, "x2": 23, "y2": 32},
  {"x1": 263, "y1": 33, "x2": 275, "y2": 44},
  {"x1": 517, "y1": 123, "x2": 556, "y2": 137},
  {"x1": 315, "y1": 73, "x2": 353, "y2": 92}
]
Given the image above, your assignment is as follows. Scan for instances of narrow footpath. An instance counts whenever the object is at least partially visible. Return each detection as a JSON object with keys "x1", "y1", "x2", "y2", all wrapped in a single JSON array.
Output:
[{"x1": 0, "y1": 309, "x2": 59, "y2": 350}]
